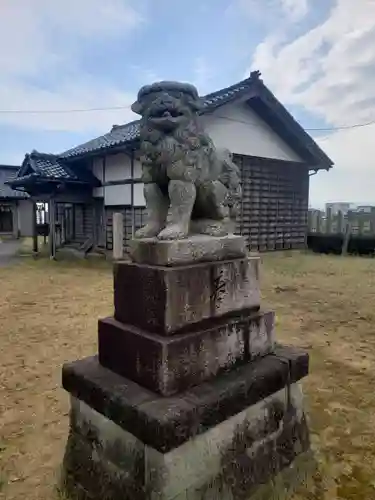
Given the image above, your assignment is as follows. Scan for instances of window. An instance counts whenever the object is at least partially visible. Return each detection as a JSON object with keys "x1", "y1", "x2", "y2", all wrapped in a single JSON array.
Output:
[{"x1": 0, "y1": 205, "x2": 13, "y2": 233}]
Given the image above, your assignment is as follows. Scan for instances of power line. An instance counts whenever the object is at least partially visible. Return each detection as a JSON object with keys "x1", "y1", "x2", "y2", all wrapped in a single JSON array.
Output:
[
  {"x1": 0, "y1": 102, "x2": 375, "y2": 132},
  {"x1": 214, "y1": 114, "x2": 375, "y2": 132},
  {"x1": 305, "y1": 119, "x2": 375, "y2": 131},
  {"x1": 0, "y1": 105, "x2": 130, "y2": 114}
]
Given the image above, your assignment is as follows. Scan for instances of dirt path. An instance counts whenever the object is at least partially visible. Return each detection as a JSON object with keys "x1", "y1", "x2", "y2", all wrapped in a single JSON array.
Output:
[{"x1": 0, "y1": 240, "x2": 20, "y2": 267}]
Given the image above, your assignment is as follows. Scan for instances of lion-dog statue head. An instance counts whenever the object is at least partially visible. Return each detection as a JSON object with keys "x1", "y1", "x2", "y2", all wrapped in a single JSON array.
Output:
[{"x1": 131, "y1": 81, "x2": 241, "y2": 240}]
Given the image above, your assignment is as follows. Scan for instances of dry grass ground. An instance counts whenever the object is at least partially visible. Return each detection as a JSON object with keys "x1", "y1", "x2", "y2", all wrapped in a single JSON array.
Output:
[{"x1": 0, "y1": 251, "x2": 375, "y2": 499}]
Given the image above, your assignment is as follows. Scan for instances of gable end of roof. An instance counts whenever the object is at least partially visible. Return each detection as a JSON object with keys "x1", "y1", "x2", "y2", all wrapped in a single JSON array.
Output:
[{"x1": 8, "y1": 151, "x2": 101, "y2": 190}]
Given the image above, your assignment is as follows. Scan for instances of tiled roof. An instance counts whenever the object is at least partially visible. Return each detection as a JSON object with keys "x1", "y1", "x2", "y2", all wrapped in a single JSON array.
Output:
[
  {"x1": 31, "y1": 153, "x2": 76, "y2": 179},
  {"x1": 0, "y1": 166, "x2": 28, "y2": 198},
  {"x1": 61, "y1": 120, "x2": 140, "y2": 159},
  {"x1": 8, "y1": 151, "x2": 101, "y2": 188},
  {"x1": 202, "y1": 78, "x2": 256, "y2": 109},
  {"x1": 60, "y1": 75, "x2": 259, "y2": 159}
]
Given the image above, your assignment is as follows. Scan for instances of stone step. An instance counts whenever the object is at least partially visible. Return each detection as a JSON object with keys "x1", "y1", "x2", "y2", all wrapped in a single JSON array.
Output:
[
  {"x1": 62, "y1": 345, "x2": 310, "y2": 500},
  {"x1": 62, "y1": 344, "x2": 309, "y2": 454},
  {"x1": 63, "y1": 385, "x2": 311, "y2": 500},
  {"x1": 98, "y1": 310, "x2": 275, "y2": 396},
  {"x1": 114, "y1": 256, "x2": 261, "y2": 335},
  {"x1": 129, "y1": 234, "x2": 247, "y2": 266}
]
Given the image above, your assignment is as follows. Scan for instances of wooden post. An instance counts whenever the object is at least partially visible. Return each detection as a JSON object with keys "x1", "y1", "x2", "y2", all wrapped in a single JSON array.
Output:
[
  {"x1": 342, "y1": 220, "x2": 352, "y2": 255},
  {"x1": 307, "y1": 210, "x2": 313, "y2": 233},
  {"x1": 337, "y1": 211, "x2": 345, "y2": 234},
  {"x1": 49, "y1": 197, "x2": 56, "y2": 260},
  {"x1": 61, "y1": 216, "x2": 65, "y2": 245},
  {"x1": 326, "y1": 207, "x2": 333, "y2": 234},
  {"x1": 91, "y1": 202, "x2": 96, "y2": 247},
  {"x1": 102, "y1": 157, "x2": 106, "y2": 248},
  {"x1": 370, "y1": 208, "x2": 375, "y2": 236},
  {"x1": 130, "y1": 149, "x2": 136, "y2": 238},
  {"x1": 317, "y1": 211, "x2": 323, "y2": 233},
  {"x1": 112, "y1": 212, "x2": 124, "y2": 260},
  {"x1": 32, "y1": 200, "x2": 38, "y2": 255},
  {"x1": 358, "y1": 215, "x2": 365, "y2": 236}
]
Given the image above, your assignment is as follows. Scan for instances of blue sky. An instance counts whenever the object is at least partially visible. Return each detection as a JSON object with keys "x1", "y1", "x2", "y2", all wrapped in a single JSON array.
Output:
[{"x1": 1, "y1": 0, "x2": 375, "y2": 207}]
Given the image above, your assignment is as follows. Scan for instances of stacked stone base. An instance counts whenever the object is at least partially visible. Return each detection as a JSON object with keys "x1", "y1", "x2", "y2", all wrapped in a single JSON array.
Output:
[
  {"x1": 61, "y1": 237, "x2": 312, "y2": 499},
  {"x1": 62, "y1": 349, "x2": 311, "y2": 500}
]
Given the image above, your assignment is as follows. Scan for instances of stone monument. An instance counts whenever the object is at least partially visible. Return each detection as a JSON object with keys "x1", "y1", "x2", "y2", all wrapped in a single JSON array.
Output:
[{"x1": 61, "y1": 82, "x2": 313, "y2": 499}]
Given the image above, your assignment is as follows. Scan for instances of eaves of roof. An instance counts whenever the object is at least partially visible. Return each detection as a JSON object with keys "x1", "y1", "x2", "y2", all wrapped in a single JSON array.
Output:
[
  {"x1": 59, "y1": 72, "x2": 333, "y2": 170},
  {"x1": 59, "y1": 74, "x2": 263, "y2": 161}
]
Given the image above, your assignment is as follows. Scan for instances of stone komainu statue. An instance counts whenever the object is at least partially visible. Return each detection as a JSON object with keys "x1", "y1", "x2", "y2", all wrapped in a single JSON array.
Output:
[{"x1": 131, "y1": 81, "x2": 242, "y2": 240}]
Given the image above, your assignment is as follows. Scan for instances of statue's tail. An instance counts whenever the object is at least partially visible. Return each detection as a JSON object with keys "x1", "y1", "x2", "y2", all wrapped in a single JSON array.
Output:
[{"x1": 217, "y1": 149, "x2": 242, "y2": 219}]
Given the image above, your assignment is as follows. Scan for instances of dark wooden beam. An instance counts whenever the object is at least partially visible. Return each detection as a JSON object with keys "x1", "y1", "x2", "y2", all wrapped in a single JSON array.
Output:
[
  {"x1": 130, "y1": 150, "x2": 136, "y2": 237},
  {"x1": 32, "y1": 200, "x2": 38, "y2": 255},
  {"x1": 102, "y1": 177, "x2": 143, "y2": 187},
  {"x1": 49, "y1": 196, "x2": 56, "y2": 260}
]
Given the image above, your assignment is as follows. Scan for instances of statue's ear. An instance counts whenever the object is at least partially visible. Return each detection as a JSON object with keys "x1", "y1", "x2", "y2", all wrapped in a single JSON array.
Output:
[
  {"x1": 187, "y1": 95, "x2": 204, "y2": 112},
  {"x1": 131, "y1": 100, "x2": 144, "y2": 115}
]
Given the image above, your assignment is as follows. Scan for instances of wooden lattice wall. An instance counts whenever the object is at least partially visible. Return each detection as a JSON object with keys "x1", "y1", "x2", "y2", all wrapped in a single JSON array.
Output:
[
  {"x1": 234, "y1": 155, "x2": 310, "y2": 251},
  {"x1": 56, "y1": 202, "x2": 94, "y2": 244},
  {"x1": 105, "y1": 206, "x2": 145, "y2": 251}
]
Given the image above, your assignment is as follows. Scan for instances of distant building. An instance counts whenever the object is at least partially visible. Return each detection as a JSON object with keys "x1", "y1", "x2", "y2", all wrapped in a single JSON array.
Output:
[
  {"x1": 0, "y1": 164, "x2": 34, "y2": 238},
  {"x1": 355, "y1": 205, "x2": 374, "y2": 213},
  {"x1": 325, "y1": 202, "x2": 352, "y2": 215}
]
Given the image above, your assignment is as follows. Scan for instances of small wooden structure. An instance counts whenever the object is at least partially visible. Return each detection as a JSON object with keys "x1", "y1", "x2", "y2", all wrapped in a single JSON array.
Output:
[{"x1": 7, "y1": 152, "x2": 101, "y2": 259}]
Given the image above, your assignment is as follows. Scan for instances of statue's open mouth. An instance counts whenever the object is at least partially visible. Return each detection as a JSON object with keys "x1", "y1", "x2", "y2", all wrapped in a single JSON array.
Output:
[
  {"x1": 154, "y1": 107, "x2": 181, "y2": 118},
  {"x1": 149, "y1": 107, "x2": 184, "y2": 128}
]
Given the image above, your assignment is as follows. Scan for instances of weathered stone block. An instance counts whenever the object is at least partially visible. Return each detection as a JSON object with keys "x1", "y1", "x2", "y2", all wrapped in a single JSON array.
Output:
[
  {"x1": 61, "y1": 384, "x2": 311, "y2": 500},
  {"x1": 143, "y1": 384, "x2": 310, "y2": 499},
  {"x1": 62, "y1": 345, "x2": 309, "y2": 453},
  {"x1": 129, "y1": 234, "x2": 247, "y2": 266},
  {"x1": 98, "y1": 310, "x2": 275, "y2": 396},
  {"x1": 62, "y1": 429, "x2": 143, "y2": 500},
  {"x1": 114, "y1": 256, "x2": 260, "y2": 335}
]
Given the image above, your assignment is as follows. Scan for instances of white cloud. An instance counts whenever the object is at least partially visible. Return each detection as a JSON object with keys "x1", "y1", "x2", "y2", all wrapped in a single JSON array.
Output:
[
  {"x1": 0, "y1": 77, "x2": 138, "y2": 134},
  {"x1": 233, "y1": 0, "x2": 309, "y2": 25},
  {"x1": 0, "y1": 0, "x2": 143, "y2": 134},
  {"x1": 280, "y1": 0, "x2": 309, "y2": 22},
  {"x1": 192, "y1": 57, "x2": 215, "y2": 95},
  {"x1": 311, "y1": 125, "x2": 375, "y2": 207},
  {"x1": 250, "y1": 0, "x2": 375, "y2": 205}
]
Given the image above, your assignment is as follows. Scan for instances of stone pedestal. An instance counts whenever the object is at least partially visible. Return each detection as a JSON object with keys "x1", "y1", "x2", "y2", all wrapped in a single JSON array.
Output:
[
  {"x1": 61, "y1": 236, "x2": 313, "y2": 500},
  {"x1": 113, "y1": 256, "x2": 260, "y2": 334},
  {"x1": 129, "y1": 234, "x2": 247, "y2": 266}
]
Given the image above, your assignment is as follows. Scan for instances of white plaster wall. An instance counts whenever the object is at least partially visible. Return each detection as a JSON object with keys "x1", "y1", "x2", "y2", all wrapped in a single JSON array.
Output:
[
  {"x1": 102, "y1": 153, "x2": 142, "y2": 181},
  {"x1": 104, "y1": 183, "x2": 145, "y2": 207},
  {"x1": 201, "y1": 102, "x2": 303, "y2": 162},
  {"x1": 93, "y1": 153, "x2": 144, "y2": 205}
]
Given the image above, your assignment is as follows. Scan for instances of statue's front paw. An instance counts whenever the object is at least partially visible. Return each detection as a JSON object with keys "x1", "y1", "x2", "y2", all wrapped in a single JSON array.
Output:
[
  {"x1": 157, "y1": 224, "x2": 188, "y2": 240},
  {"x1": 135, "y1": 224, "x2": 162, "y2": 239}
]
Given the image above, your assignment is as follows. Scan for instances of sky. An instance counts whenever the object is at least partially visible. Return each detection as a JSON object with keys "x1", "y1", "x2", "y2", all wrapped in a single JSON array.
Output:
[{"x1": 0, "y1": 0, "x2": 375, "y2": 208}]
